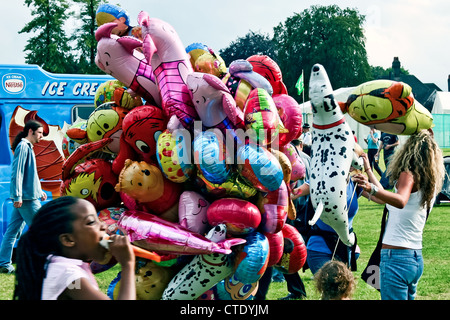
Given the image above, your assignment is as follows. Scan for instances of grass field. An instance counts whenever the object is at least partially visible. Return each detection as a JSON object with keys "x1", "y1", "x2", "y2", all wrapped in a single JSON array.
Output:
[
  {"x1": 1, "y1": 149, "x2": 449, "y2": 300},
  {"x1": 1, "y1": 198, "x2": 448, "y2": 300}
]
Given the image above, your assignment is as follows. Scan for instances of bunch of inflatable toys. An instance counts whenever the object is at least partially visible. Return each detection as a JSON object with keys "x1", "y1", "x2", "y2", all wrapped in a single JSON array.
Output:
[{"x1": 56, "y1": 7, "x2": 433, "y2": 300}]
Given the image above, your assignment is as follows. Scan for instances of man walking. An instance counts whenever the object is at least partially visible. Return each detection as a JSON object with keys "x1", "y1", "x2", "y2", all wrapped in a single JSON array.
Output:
[
  {"x1": 0, "y1": 120, "x2": 47, "y2": 273},
  {"x1": 299, "y1": 123, "x2": 312, "y2": 156},
  {"x1": 376, "y1": 132, "x2": 400, "y2": 189}
]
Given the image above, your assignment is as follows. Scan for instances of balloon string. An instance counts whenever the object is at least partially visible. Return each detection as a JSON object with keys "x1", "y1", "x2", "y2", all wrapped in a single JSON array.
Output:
[{"x1": 331, "y1": 182, "x2": 358, "y2": 262}]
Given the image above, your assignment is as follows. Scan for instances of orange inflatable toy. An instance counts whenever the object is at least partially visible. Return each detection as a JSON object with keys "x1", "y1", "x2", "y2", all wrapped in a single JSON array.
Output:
[{"x1": 115, "y1": 159, "x2": 182, "y2": 222}]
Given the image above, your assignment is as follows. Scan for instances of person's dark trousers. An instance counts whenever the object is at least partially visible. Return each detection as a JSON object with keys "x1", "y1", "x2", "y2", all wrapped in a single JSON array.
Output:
[
  {"x1": 283, "y1": 272, "x2": 307, "y2": 298},
  {"x1": 367, "y1": 148, "x2": 383, "y2": 176},
  {"x1": 254, "y1": 267, "x2": 273, "y2": 300}
]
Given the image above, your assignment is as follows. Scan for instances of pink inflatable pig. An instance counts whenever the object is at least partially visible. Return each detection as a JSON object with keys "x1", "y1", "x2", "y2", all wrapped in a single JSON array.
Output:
[
  {"x1": 138, "y1": 11, "x2": 199, "y2": 130},
  {"x1": 95, "y1": 22, "x2": 161, "y2": 106}
]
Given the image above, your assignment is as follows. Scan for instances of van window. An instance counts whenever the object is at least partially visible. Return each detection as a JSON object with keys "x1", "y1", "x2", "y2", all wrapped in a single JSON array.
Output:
[{"x1": 71, "y1": 105, "x2": 96, "y2": 122}]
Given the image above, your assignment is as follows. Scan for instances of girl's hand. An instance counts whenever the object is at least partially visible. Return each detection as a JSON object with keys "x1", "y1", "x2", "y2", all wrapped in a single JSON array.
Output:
[
  {"x1": 108, "y1": 234, "x2": 135, "y2": 266},
  {"x1": 351, "y1": 173, "x2": 370, "y2": 192}
]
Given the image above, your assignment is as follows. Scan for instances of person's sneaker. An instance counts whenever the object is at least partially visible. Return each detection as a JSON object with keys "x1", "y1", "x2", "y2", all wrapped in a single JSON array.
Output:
[
  {"x1": 0, "y1": 266, "x2": 15, "y2": 274},
  {"x1": 278, "y1": 293, "x2": 304, "y2": 300}
]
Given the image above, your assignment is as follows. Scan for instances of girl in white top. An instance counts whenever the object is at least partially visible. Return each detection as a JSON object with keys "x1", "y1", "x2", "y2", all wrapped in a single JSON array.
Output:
[
  {"x1": 14, "y1": 196, "x2": 136, "y2": 300},
  {"x1": 352, "y1": 129, "x2": 445, "y2": 300}
]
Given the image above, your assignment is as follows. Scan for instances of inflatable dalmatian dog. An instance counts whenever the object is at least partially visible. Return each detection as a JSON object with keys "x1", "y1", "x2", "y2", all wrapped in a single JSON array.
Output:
[
  {"x1": 162, "y1": 224, "x2": 236, "y2": 300},
  {"x1": 308, "y1": 64, "x2": 362, "y2": 246}
]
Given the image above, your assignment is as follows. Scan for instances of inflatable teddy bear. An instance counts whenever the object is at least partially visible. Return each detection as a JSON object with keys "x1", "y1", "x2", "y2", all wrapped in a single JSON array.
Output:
[{"x1": 115, "y1": 159, "x2": 182, "y2": 222}]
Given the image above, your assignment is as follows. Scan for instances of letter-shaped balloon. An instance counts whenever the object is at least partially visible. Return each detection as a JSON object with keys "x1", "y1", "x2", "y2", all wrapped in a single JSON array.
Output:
[
  {"x1": 308, "y1": 64, "x2": 357, "y2": 246},
  {"x1": 138, "y1": 11, "x2": 199, "y2": 130}
]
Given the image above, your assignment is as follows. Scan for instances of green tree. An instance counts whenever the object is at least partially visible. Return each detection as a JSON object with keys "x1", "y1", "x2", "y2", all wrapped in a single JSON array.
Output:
[
  {"x1": 70, "y1": 0, "x2": 104, "y2": 74},
  {"x1": 273, "y1": 5, "x2": 372, "y2": 100},
  {"x1": 20, "y1": 0, "x2": 74, "y2": 73},
  {"x1": 219, "y1": 31, "x2": 277, "y2": 66},
  {"x1": 371, "y1": 65, "x2": 409, "y2": 80}
]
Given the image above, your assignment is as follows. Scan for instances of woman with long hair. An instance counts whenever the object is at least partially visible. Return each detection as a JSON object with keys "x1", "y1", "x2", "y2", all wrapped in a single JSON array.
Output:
[
  {"x1": 352, "y1": 129, "x2": 445, "y2": 300},
  {"x1": 0, "y1": 120, "x2": 46, "y2": 274}
]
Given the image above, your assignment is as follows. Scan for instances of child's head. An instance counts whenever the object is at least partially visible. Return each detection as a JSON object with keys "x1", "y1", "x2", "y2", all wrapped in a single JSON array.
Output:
[
  {"x1": 96, "y1": 3, "x2": 130, "y2": 36},
  {"x1": 314, "y1": 260, "x2": 355, "y2": 300},
  {"x1": 14, "y1": 196, "x2": 107, "y2": 300}
]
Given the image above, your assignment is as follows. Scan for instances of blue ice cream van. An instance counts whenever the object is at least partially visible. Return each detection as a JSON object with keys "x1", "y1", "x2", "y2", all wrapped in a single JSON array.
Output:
[{"x1": 0, "y1": 64, "x2": 111, "y2": 245}]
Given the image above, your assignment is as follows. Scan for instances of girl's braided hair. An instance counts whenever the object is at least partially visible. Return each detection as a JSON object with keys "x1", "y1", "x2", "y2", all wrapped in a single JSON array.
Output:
[{"x1": 13, "y1": 196, "x2": 79, "y2": 300}]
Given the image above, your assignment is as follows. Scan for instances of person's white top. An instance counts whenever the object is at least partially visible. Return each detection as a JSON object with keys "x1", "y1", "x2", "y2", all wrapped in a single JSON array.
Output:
[
  {"x1": 383, "y1": 189, "x2": 432, "y2": 250},
  {"x1": 41, "y1": 255, "x2": 99, "y2": 300},
  {"x1": 301, "y1": 131, "x2": 312, "y2": 145}
]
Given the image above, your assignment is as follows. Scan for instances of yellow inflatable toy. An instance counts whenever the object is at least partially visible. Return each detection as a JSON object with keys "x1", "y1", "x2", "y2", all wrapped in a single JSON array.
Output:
[
  {"x1": 342, "y1": 80, "x2": 433, "y2": 135},
  {"x1": 115, "y1": 159, "x2": 182, "y2": 221},
  {"x1": 186, "y1": 43, "x2": 227, "y2": 77},
  {"x1": 156, "y1": 129, "x2": 195, "y2": 183},
  {"x1": 108, "y1": 259, "x2": 177, "y2": 300},
  {"x1": 94, "y1": 79, "x2": 143, "y2": 109}
]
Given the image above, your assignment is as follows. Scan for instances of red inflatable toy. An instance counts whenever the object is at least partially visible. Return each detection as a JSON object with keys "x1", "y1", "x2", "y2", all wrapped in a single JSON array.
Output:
[
  {"x1": 61, "y1": 158, "x2": 120, "y2": 211},
  {"x1": 246, "y1": 55, "x2": 288, "y2": 95},
  {"x1": 275, "y1": 224, "x2": 307, "y2": 274},
  {"x1": 264, "y1": 231, "x2": 284, "y2": 267},
  {"x1": 273, "y1": 94, "x2": 303, "y2": 146},
  {"x1": 113, "y1": 105, "x2": 166, "y2": 175},
  {"x1": 243, "y1": 88, "x2": 286, "y2": 146},
  {"x1": 207, "y1": 198, "x2": 261, "y2": 236},
  {"x1": 257, "y1": 181, "x2": 289, "y2": 234}
]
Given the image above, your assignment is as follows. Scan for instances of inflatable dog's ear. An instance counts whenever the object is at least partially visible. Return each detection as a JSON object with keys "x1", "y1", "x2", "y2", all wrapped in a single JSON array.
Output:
[{"x1": 352, "y1": 142, "x2": 364, "y2": 170}]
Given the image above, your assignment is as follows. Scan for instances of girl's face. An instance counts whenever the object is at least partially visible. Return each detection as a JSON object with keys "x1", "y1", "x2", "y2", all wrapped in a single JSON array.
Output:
[{"x1": 69, "y1": 199, "x2": 107, "y2": 262}]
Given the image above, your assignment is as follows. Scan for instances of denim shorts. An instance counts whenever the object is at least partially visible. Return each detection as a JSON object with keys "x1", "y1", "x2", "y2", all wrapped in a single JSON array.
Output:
[{"x1": 380, "y1": 248, "x2": 424, "y2": 300}]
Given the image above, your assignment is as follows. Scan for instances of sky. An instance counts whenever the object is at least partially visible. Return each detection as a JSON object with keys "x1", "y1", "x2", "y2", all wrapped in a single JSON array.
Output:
[{"x1": 3, "y1": 0, "x2": 449, "y2": 91}]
